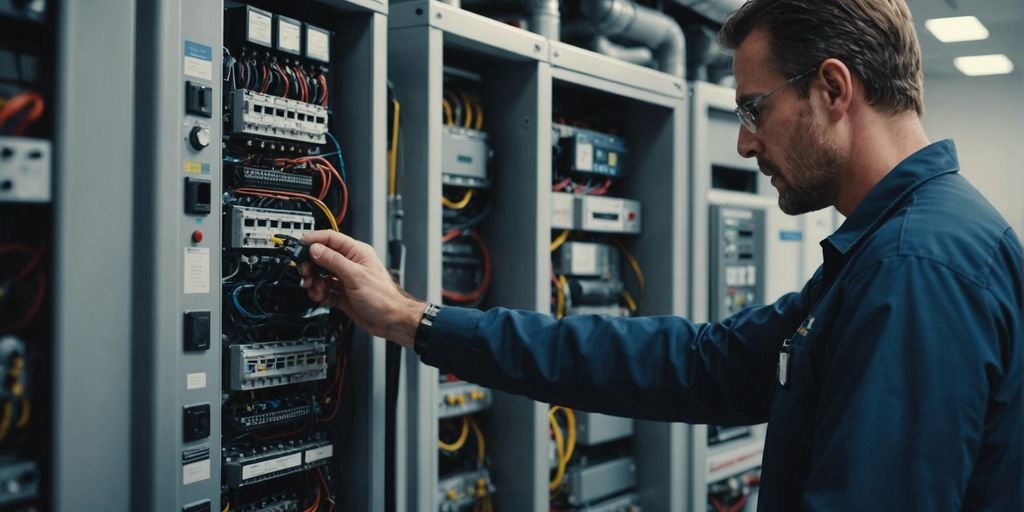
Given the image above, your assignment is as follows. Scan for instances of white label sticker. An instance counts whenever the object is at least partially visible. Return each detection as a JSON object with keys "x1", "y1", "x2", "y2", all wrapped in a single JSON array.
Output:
[
  {"x1": 186, "y1": 372, "x2": 207, "y2": 390},
  {"x1": 306, "y1": 27, "x2": 330, "y2": 62},
  {"x1": 305, "y1": 444, "x2": 334, "y2": 463},
  {"x1": 278, "y1": 20, "x2": 301, "y2": 53},
  {"x1": 241, "y1": 453, "x2": 302, "y2": 481},
  {"x1": 184, "y1": 247, "x2": 210, "y2": 294},
  {"x1": 247, "y1": 9, "x2": 273, "y2": 46},
  {"x1": 575, "y1": 142, "x2": 594, "y2": 171},
  {"x1": 570, "y1": 243, "x2": 598, "y2": 275},
  {"x1": 183, "y1": 458, "x2": 210, "y2": 485},
  {"x1": 184, "y1": 56, "x2": 212, "y2": 81}
]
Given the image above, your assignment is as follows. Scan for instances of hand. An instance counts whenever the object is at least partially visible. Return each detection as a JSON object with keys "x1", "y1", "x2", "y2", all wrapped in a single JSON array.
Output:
[{"x1": 297, "y1": 231, "x2": 424, "y2": 347}]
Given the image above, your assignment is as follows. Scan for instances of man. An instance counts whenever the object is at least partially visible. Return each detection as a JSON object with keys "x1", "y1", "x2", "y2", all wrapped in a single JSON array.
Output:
[{"x1": 300, "y1": 0, "x2": 1023, "y2": 509}]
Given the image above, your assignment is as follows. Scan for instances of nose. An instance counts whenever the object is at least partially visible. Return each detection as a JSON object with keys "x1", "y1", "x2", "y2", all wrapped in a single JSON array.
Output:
[{"x1": 737, "y1": 125, "x2": 763, "y2": 159}]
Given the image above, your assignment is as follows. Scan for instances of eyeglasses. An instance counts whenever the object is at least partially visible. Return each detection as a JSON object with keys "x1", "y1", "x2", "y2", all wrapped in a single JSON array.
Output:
[{"x1": 735, "y1": 65, "x2": 818, "y2": 134}]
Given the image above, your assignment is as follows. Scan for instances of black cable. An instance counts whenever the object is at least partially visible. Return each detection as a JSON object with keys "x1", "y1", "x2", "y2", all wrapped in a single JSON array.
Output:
[{"x1": 385, "y1": 341, "x2": 401, "y2": 512}]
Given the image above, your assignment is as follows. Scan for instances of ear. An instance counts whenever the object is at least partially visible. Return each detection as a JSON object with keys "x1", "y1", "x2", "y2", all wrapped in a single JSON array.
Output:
[{"x1": 816, "y1": 58, "x2": 853, "y2": 121}]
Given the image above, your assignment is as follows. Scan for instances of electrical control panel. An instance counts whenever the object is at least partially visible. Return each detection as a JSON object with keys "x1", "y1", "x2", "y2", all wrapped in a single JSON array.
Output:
[
  {"x1": 709, "y1": 205, "x2": 765, "y2": 321},
  {"x1": 441, "y1": 126, "x2": 491, "y2": 188}
]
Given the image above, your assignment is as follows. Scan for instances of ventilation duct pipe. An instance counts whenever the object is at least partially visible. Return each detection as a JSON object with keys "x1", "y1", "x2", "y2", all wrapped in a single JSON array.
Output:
[
  {"x1": 526, "y1": 0, "x2": 561, "y2": 40},
  {"x1": 581, "y1": 0, "x2": 685, "y2": 77},
  {"x1": 591, "y1": 36, "x2": 655, "y2": 67}
]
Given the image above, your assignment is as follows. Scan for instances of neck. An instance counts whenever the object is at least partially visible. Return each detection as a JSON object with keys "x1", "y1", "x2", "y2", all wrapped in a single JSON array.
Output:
[{"x1": 835, "y1": 110, "x2": 930, "y2": 216}]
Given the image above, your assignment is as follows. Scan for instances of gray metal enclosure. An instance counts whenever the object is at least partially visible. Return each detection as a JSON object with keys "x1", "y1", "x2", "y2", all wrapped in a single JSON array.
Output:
[
  {"x1": 132, "y1": 0, "x2": 387, "y2": 510},
  {"x1": 389, "y1": 3, "x2": 690, "y2": 511}
]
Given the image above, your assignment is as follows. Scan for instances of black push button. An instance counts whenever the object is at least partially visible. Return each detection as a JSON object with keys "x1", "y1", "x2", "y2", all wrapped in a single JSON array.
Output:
[
  {"x1": 184, "y1": 177, "x2": 211, "y2": 215},
  {"x1": 183, "y1": 311, "x2": 210, "y2": 351},
  {"x1": 183, "y1": 404, "x2": 211, "y2": 442},
  {"x1": 185, "y1": 81, "x2": 213, "y2": 118}
]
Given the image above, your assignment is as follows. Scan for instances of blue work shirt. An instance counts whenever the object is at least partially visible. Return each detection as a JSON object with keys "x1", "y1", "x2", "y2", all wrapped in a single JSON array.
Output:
[{"x1": 420, "y1": 140, "x2": 1023, "y2": 511}]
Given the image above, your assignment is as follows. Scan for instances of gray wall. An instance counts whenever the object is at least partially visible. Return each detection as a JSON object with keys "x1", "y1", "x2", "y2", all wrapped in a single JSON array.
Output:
[{"x1": 921, "y1": 73, "x2": 1024, "y2": 236}]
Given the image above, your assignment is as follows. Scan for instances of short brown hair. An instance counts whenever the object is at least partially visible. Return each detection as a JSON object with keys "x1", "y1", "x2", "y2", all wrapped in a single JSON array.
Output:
[{"x1": 720, "y1": 0, "x2": 924, "y2": 116}]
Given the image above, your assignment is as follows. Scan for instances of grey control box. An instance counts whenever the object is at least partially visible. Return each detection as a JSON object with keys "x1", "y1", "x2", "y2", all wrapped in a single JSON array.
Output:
[
  {"x1": 550, "y1": 192, "x2": 641, "y2": 234},
  {"x1": 566, "y1": 457, "x2": 637, "y2": 506},
  {"x1": 554, "y1": 241, "x2": 619, "y2": 278},
  {"x1": 441, "y1": 125, "x2": 491, "y2": 188},
  {"x1": 575, "y1": 412, "x2": 634, "y2": 446}
]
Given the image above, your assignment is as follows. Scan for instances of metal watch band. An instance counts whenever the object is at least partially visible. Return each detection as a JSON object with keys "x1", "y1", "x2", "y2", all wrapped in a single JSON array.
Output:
[{"x1": 413, "y1": 302, "x2": 442, "y2": 355}]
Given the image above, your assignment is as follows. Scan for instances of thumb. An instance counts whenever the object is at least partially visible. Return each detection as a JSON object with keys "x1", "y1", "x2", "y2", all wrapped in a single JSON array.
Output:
[{"x1": 310, "y1": 242, "x2": 361, "y2": 284}]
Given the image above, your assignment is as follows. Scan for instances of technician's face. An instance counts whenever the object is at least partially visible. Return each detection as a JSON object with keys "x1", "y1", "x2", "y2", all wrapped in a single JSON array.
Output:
[{"x1": 732, "y1": 29, "x2": 841, "y2": 215}]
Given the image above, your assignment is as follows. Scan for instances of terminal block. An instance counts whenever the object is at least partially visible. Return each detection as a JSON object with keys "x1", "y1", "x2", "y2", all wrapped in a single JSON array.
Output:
[
  {"x1": 222, "y1": 438, "x2": 333, "y2": 488},
  {"x1": 227, "y1": 205, "x2": 315, "y2": 249},
  {"x1": 230, "y1": 90, "x2": 328, "y2": 145},
  {"x1": 438, "y1": 380, "x2": 493, "y2": 419},
  {"x1": 437, "y1": 468, "x2": 495, "y2": 512},
  {"x1": 227, "y1": 339, "x2": 329, "y2": 391}
]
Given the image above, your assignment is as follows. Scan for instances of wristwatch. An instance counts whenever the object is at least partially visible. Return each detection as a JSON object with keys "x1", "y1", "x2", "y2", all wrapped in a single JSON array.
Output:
[{"x1": 413, "y1": 302, "x2": 443, "y2": 355}]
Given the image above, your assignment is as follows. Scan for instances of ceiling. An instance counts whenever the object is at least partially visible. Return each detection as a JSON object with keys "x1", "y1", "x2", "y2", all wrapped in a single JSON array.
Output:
[{"x1": 905, "y1": 0, "x2": 1024, "y2": 77}]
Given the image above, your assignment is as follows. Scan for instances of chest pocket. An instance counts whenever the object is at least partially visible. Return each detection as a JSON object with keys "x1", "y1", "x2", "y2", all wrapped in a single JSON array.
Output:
[{"x1": 777, "y1": 315, "x2": 821, "y2": 395}]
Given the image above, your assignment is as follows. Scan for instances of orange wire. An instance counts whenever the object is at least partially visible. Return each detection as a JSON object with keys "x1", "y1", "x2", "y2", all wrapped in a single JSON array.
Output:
[
  {"x1": 316, "y1": 467, "x2": 336, "y2": 507},
  {"x1": 0, "y1": 91, "x2": 45, "y2": 136},
  {"x1": 441, "y1": 230, "x2": 492, "y2": 303}
]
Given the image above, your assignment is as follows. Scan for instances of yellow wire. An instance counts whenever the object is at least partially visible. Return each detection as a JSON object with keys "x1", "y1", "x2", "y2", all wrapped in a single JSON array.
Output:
[
  {"x1": 621, "y1": 290, "x2": 638, "y2": 313},
  {"x1": 389, "y1": 99, "x2": 401, "y2": 197},
  {"x1": 16, "y1": 398, "x2": 29, "y2": 429},
  {"x1": 457, "y1": 89, "x2": 473, "y2": 128},
  {"x1": 473, "y1": 96, "x2": 484, "y2": 130},
  {"x1": 441, "y1": 188, "x2": 474, "y2": 210},
  {"x1": 549, "y1": 230, "x2": 570, "y2": 252},
  {"x1": 439, "y1": 417, "x2": 470, "y2": 452},
  {"x1": 614, "y1": 240, "x2": 646, "y2": 293},
  {"x1": 554, "y1": 273, "x2": 566, "y2": 320},
  {"x1": 309, "y1": 197, "x2": 339, "y2": 232},
  {"x1": 442, "y1": 99, "x2": 454, "y2": 126},
  {"x1": 468, "y1": 416, "x2": 486, "y2": 467},
  {"x1": 560, "y1": 408, "x2": 577, "y2": 464},
  {"x1": 548, "y1": 408, "x2": 567, "y2": 491},
  {"x1": 557, "y1": 275, "x2": 569, "y2": 319},
  {"x1": 222, "y1": 501, "x2": 230, "y2": 512},
  {"x1": 0, "y1": 402, "x2": 12, "y2": 442}
]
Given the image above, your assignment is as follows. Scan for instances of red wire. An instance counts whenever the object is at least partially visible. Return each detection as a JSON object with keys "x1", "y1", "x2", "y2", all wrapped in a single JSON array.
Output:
[
  {"x1": 275, "y1": 63, "x2": 290, "y2": 99},
  {"x1": 260, "y1": 63, "x2": 271, "y2": 94},
  {"x1": 441, "y1": 230, "x2": 492, "y2": 303},
  {"x1": 318, "y1": 352, "x2": 347, "y2": 423},
  {"x1": 728, "y1": 493, "x2": 749, "y2": 512},
  {"x1": 552, "y1": 177, "x2": 572, "y2": 192},
  {"x1": 590, "y1": 178, "x2": 613, "y2": 196},
  {"x1": 1, "y1": 270, "x2": 45, "y2": 332},
  {"x1": 318, "y1": 74, "x2": 329, "y2": 107}
]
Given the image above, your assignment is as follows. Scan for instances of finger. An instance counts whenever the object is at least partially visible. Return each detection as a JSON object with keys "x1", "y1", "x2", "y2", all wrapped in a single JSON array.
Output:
[
  {"x1": 308, "y1": 280, "x2": 328, "y2": 303},
  {"x1": 309, "y1": 242, "x2": 363, "y2": 285},
  {"x1": 297, "y1": 262, "x2": 313, "y2": 278},
  {"x1": 303, "y1": 230, "x2": 365, "y2": 261}
]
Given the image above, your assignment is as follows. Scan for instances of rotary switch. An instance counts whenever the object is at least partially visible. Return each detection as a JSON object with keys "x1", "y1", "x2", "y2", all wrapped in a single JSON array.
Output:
[{"x1": 188, "y1": 125, "x2": 211, "y2": 150}]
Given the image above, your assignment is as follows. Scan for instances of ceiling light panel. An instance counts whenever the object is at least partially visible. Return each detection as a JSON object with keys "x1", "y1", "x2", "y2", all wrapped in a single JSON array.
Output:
[
  {"x1": 925, "y1": 16, "x2": 990, "y2": 43},
  {"x1": 954, "y1": 54, "x2": 1015, "y2": 76}
]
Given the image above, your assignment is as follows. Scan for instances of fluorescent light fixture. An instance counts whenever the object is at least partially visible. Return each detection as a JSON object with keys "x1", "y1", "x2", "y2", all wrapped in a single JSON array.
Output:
[
  {"x1": 925, "y1": 16, "x2": 990, "y2": 43},
  {"x1": 954, "y1": 54, "x2": 1015, "y2": 76}
]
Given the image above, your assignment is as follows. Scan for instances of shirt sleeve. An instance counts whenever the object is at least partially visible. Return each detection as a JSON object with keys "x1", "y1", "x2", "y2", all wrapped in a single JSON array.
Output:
[
  {"x1": 419, "y1": 275, "x2": 816, "y2": 424},
  {"x1": 802, "y1": 255, "x2": 1019, "y2": 510}
]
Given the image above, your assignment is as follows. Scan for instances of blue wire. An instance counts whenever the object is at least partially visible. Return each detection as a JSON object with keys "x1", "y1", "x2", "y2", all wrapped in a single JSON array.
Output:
[
  {"x1": 325, "y1": 132, "x2": 347, "y2": 183},
  {"x1": 232, "y1": 285, "x2": 268, "y2": 319}
]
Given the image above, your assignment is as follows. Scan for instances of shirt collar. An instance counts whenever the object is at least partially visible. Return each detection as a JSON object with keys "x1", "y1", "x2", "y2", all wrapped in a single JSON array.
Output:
[{"x1": 824, "y1": 139, "x2": 960, "y2": 256}]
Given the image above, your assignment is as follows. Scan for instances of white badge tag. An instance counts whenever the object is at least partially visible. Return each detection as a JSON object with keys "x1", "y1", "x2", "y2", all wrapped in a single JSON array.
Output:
[{"x1": 778, "y1": 338, "x2": 793, "y2": 387}]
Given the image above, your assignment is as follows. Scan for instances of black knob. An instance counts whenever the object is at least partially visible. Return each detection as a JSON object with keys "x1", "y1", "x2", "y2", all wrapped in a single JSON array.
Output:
[{"x1": 189, "y1": 125, "x2": 211, "y2": 150}]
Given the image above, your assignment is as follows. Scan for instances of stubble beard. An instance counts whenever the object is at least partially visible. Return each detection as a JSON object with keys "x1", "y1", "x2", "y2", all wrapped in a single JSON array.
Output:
[{"x1": 770, "y1": 108, "x2": 843, "y2": 215}]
